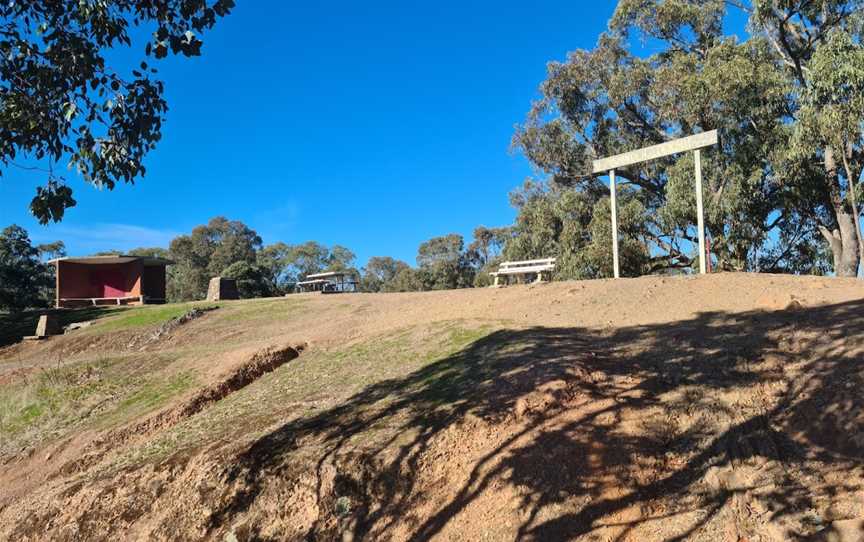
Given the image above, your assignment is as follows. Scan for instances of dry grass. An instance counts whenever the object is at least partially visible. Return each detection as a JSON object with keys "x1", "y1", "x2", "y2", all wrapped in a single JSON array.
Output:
[
  {"x1": 0, "y1": 352, "x2": 194, "y2": 455},
  {"x1": 127, "y1": 321, "x2": 494, "y2": 465}
]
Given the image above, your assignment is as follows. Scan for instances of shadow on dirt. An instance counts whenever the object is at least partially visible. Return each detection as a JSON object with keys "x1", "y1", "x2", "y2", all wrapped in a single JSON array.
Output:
[
  {"x1": 0, "y1": 307, "x2": 120, "y2": 348},
  {"x1": 216, "y1": 299, "x2": 864, "y2": 541}
]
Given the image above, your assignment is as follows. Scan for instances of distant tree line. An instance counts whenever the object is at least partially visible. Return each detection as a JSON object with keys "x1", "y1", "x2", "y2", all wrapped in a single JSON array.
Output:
[
  {"x1": 5, "y1": 1, "x2": 864, "y2": 312},
  {"x1": 0, "y1": 225, "x2": 65, "y2": 312},
  {"x1": 146, "y1": 219, "x2": 511, "y2": 300},
  {"x1": 360, "y1": 226, "x2": 510, "y2": 293},
  {"x1": 0, "y1": 219, "x2": 515, "y2": 310},
  {"x1": 114, "y1": 217, "x2": 358, "y2": 301},
  {"x1": 144, "y1": 219, "x2": 514, "y2": 299}
]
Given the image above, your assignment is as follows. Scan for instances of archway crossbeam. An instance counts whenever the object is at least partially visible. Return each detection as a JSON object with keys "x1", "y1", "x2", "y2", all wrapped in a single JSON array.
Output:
[{"x1": 591, "y1": 130, "x2": 719, "y2": 278}]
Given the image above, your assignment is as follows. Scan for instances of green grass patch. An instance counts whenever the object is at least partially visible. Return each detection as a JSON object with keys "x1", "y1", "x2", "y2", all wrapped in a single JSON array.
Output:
[
  {"x1": 0, "y1": 300, "x2": 221, "y2": 348},
  {"x1": 95, "y1": 372, "x2": 196, "y2": 429},
  {"x1": 0, "y1": 353, "x2": 194, "y2": 453},
  {"x1": 95, "y1": 302, "x2": 218, "y2": 332},
  {"x1": 1, "y1": 360, "x2": 118, "y2": 437}
]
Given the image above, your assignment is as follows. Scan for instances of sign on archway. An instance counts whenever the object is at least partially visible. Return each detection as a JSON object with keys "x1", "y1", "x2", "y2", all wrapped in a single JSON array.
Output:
[{"x1": 592, "y1": 130, "x2": 719, "y2": 278}]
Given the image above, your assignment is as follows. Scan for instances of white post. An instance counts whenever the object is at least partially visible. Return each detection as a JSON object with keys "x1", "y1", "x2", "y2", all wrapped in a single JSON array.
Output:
[
  {"x1": 694, "y1": 150, "x2": 707, "y2": 274},
  {"x1": 610, "y1": 169, "x2": 620, "y2": 279}
]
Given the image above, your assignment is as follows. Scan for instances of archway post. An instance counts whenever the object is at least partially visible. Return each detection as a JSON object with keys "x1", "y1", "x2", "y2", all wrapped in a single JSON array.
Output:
[
  {"x1": 592, "y1": 130, "x2": 718, "y2": 278},
  {"x1": 610, "y1": 169, "x2": 620, "y2": 278}
]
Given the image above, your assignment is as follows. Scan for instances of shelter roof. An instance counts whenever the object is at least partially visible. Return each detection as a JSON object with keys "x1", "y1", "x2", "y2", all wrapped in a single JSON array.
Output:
[
  {"x1": 49, "y1": 255, "x2": 174, "y2": 266},
  {"x1": 304, "y1": 271, "x2": 357, "y2": 279}
]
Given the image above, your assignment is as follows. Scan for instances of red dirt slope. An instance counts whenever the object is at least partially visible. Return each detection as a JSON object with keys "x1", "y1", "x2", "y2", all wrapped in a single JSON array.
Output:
[{"x1": 0, "y1": 273, "x2": 863, "y2": 541}]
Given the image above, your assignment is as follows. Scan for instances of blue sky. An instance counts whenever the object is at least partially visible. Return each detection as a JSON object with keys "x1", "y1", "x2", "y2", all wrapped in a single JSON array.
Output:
[{"x1": 0, "y1": 2, "x2": 747, "y2": 267}]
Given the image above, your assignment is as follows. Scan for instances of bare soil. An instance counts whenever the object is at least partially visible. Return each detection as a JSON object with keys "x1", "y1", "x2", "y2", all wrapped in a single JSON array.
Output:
[{"x1": 1, "y1": 273, "x2": 863, "y2": 541}]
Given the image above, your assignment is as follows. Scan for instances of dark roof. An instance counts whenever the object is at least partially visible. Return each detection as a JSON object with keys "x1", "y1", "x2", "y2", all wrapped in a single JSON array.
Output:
[
  {"x1": 49, "y1": 255, "x2": 174, "y2": 266},
  {"x1": 305, "y1": 270, "x2": 358, "y2": 279}
]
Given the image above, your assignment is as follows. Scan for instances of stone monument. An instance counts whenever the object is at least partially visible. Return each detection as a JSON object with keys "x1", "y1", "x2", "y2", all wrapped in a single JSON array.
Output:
[{"x1": 206, "y1": 277, "x2": 239, "y2": 301}]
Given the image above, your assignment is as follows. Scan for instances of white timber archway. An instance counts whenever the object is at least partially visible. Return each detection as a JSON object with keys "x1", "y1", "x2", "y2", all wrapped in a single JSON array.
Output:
[{"x1": 592, "y1": 130, "x2": 719, "y2": 278}]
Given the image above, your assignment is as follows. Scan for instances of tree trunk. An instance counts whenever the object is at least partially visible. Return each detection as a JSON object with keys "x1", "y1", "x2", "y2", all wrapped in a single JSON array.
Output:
[
  {"x1": 841, "y1": 142, "x2": 864, "y2": 275},
  {"x1": 820, "y1": 146, "x2": 861, "y2": 277},
  {"x1": 819, "y1": 215, "x2": 859, "y2": 276}
]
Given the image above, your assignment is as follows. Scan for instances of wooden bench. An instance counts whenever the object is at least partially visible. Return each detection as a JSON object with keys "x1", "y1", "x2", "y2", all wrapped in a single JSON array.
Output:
[
  {"x1": 58, "y1": 295, "x2": 145, "y2": 308},
  {"x1": 489, "y1": 258, "x2": 556, "y2": 287}
]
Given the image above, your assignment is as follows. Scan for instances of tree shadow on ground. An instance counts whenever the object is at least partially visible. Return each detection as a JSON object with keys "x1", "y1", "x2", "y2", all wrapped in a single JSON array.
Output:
[
  {"x1": 0, "y1": 307, "x2": 120, "y2": 348},
  {"x1": 215, "y1": 298, "x2": 864, "y2": 541}
]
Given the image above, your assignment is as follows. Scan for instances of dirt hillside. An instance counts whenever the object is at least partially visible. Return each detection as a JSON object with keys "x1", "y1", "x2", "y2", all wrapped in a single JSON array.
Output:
[{"x1": 1, "y1": 272, "x2": 863, "y2": 541}]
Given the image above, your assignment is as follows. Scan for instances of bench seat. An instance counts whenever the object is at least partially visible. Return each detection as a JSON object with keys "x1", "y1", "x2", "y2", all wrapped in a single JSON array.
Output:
[
  {"x1": 491, "y1": 264, "x2": 555, "y2": 276},
  {"x1": 491, "y1": 258, "x2": 556, "y2": 286},
  {"x1": 58, "y1": 295, "x2": 145, "y2": 307}
]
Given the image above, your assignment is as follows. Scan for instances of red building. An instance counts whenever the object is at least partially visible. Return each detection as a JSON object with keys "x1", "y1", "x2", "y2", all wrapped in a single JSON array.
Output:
[{"x1": 51, "y1": 255, "x2": 173, "y2": 308}]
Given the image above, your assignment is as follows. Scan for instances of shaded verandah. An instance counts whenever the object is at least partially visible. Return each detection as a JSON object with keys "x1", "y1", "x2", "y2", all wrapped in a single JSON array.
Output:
[{"x1": 51, "y1": 255, "x2": 173, "y2": 308}]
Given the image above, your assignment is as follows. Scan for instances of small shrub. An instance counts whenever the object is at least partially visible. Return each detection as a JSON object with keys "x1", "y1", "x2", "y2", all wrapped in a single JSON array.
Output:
[{"x1": 334, "y1": 496, "x2": 352, "y2": 517}]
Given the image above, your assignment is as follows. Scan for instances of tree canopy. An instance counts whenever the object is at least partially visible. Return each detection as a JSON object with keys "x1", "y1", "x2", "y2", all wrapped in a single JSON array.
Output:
[
  {"x1": 415, "y1": 233, "x2": 476, "y2": 290},
  {"x1": 222, "y1": 261, "x2": 273, "y2": 299},
  {"x1": 7, "y1": 0, "x2": 862, "y2": 297},
  {"x1": 167, "y1": 216, "x2": 262, "y2": 301},
  {"x1": 161, "y1": 218, "x2": 362, "y2": 301},
  {"x1": 0, "y1": 225, "x2": 54, "y2": 311},
  {"x1": 1, "y1": 0, "x2": 234, "y2": 223},
  {"x1": 512, "y1": 0, "x2": 864, "y2": 277},
  {"x1": 361, "y1": 256, "x2": 411, "y2": 293}
]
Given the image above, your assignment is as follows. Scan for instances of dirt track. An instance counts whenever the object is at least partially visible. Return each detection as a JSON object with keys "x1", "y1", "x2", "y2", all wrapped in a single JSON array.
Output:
[{"x1": 1, "y1": 273, "x2": 863, "y2": 541}]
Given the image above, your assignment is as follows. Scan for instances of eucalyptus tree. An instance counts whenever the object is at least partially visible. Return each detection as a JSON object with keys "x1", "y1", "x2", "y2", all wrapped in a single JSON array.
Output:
[
  {"x1": 167, "y1": 216, "x2": 262, "y2": 301},
  {"x1": 514, "y1": 0, "x2": 864, "y2": 276},
  {"x1": 0, "y1": 1, "x2": 234, "y2": 223},
  {"x1": 257, "y1": 242, "x2": 295, "y2": 292},
  {"x1": 328, "y1": 245, "x2": 357, "y2": 272},
  {"x1": 416, "y1": 234, "x2": 475, "y2": 290},
  {"x1": 505, "y1": 179, "x2": 651, "y2": 278},
  {"x1": 722, "y1": 0, "x2": 864, "y2": 274},
  {"x1": 0, "y1": 225, "x2": 53, "y2": 311},
  {"x1": 782, "y1": 25, "x2": 864, "y2": 275},
  {"x1": 467, "y1": 226, "x2": 511, "y2": 268},
  {"x1": 361, "y1": 256, "x2": 411, "y2": 292}
]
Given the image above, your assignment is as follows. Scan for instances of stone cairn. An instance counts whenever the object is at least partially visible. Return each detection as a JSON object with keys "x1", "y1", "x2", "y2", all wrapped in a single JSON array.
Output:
[{"x1": 206, "y1": 277, "x2": 240, "y2": 301}]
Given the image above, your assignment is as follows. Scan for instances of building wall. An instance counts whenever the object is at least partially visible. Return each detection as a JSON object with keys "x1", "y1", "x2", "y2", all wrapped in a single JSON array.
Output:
[
  {"x1": 126, "y1": 261, "x2": 143, "y2": 296},
  {"x1": 142, "y1": 265, "x2": 167, "y2": 300},
  {"x1": 57, "y1": 261, "x2": 143, "y2": 300},
  {"x1": 57, "y1": 262, "x2": 96, "y2": 299}
]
